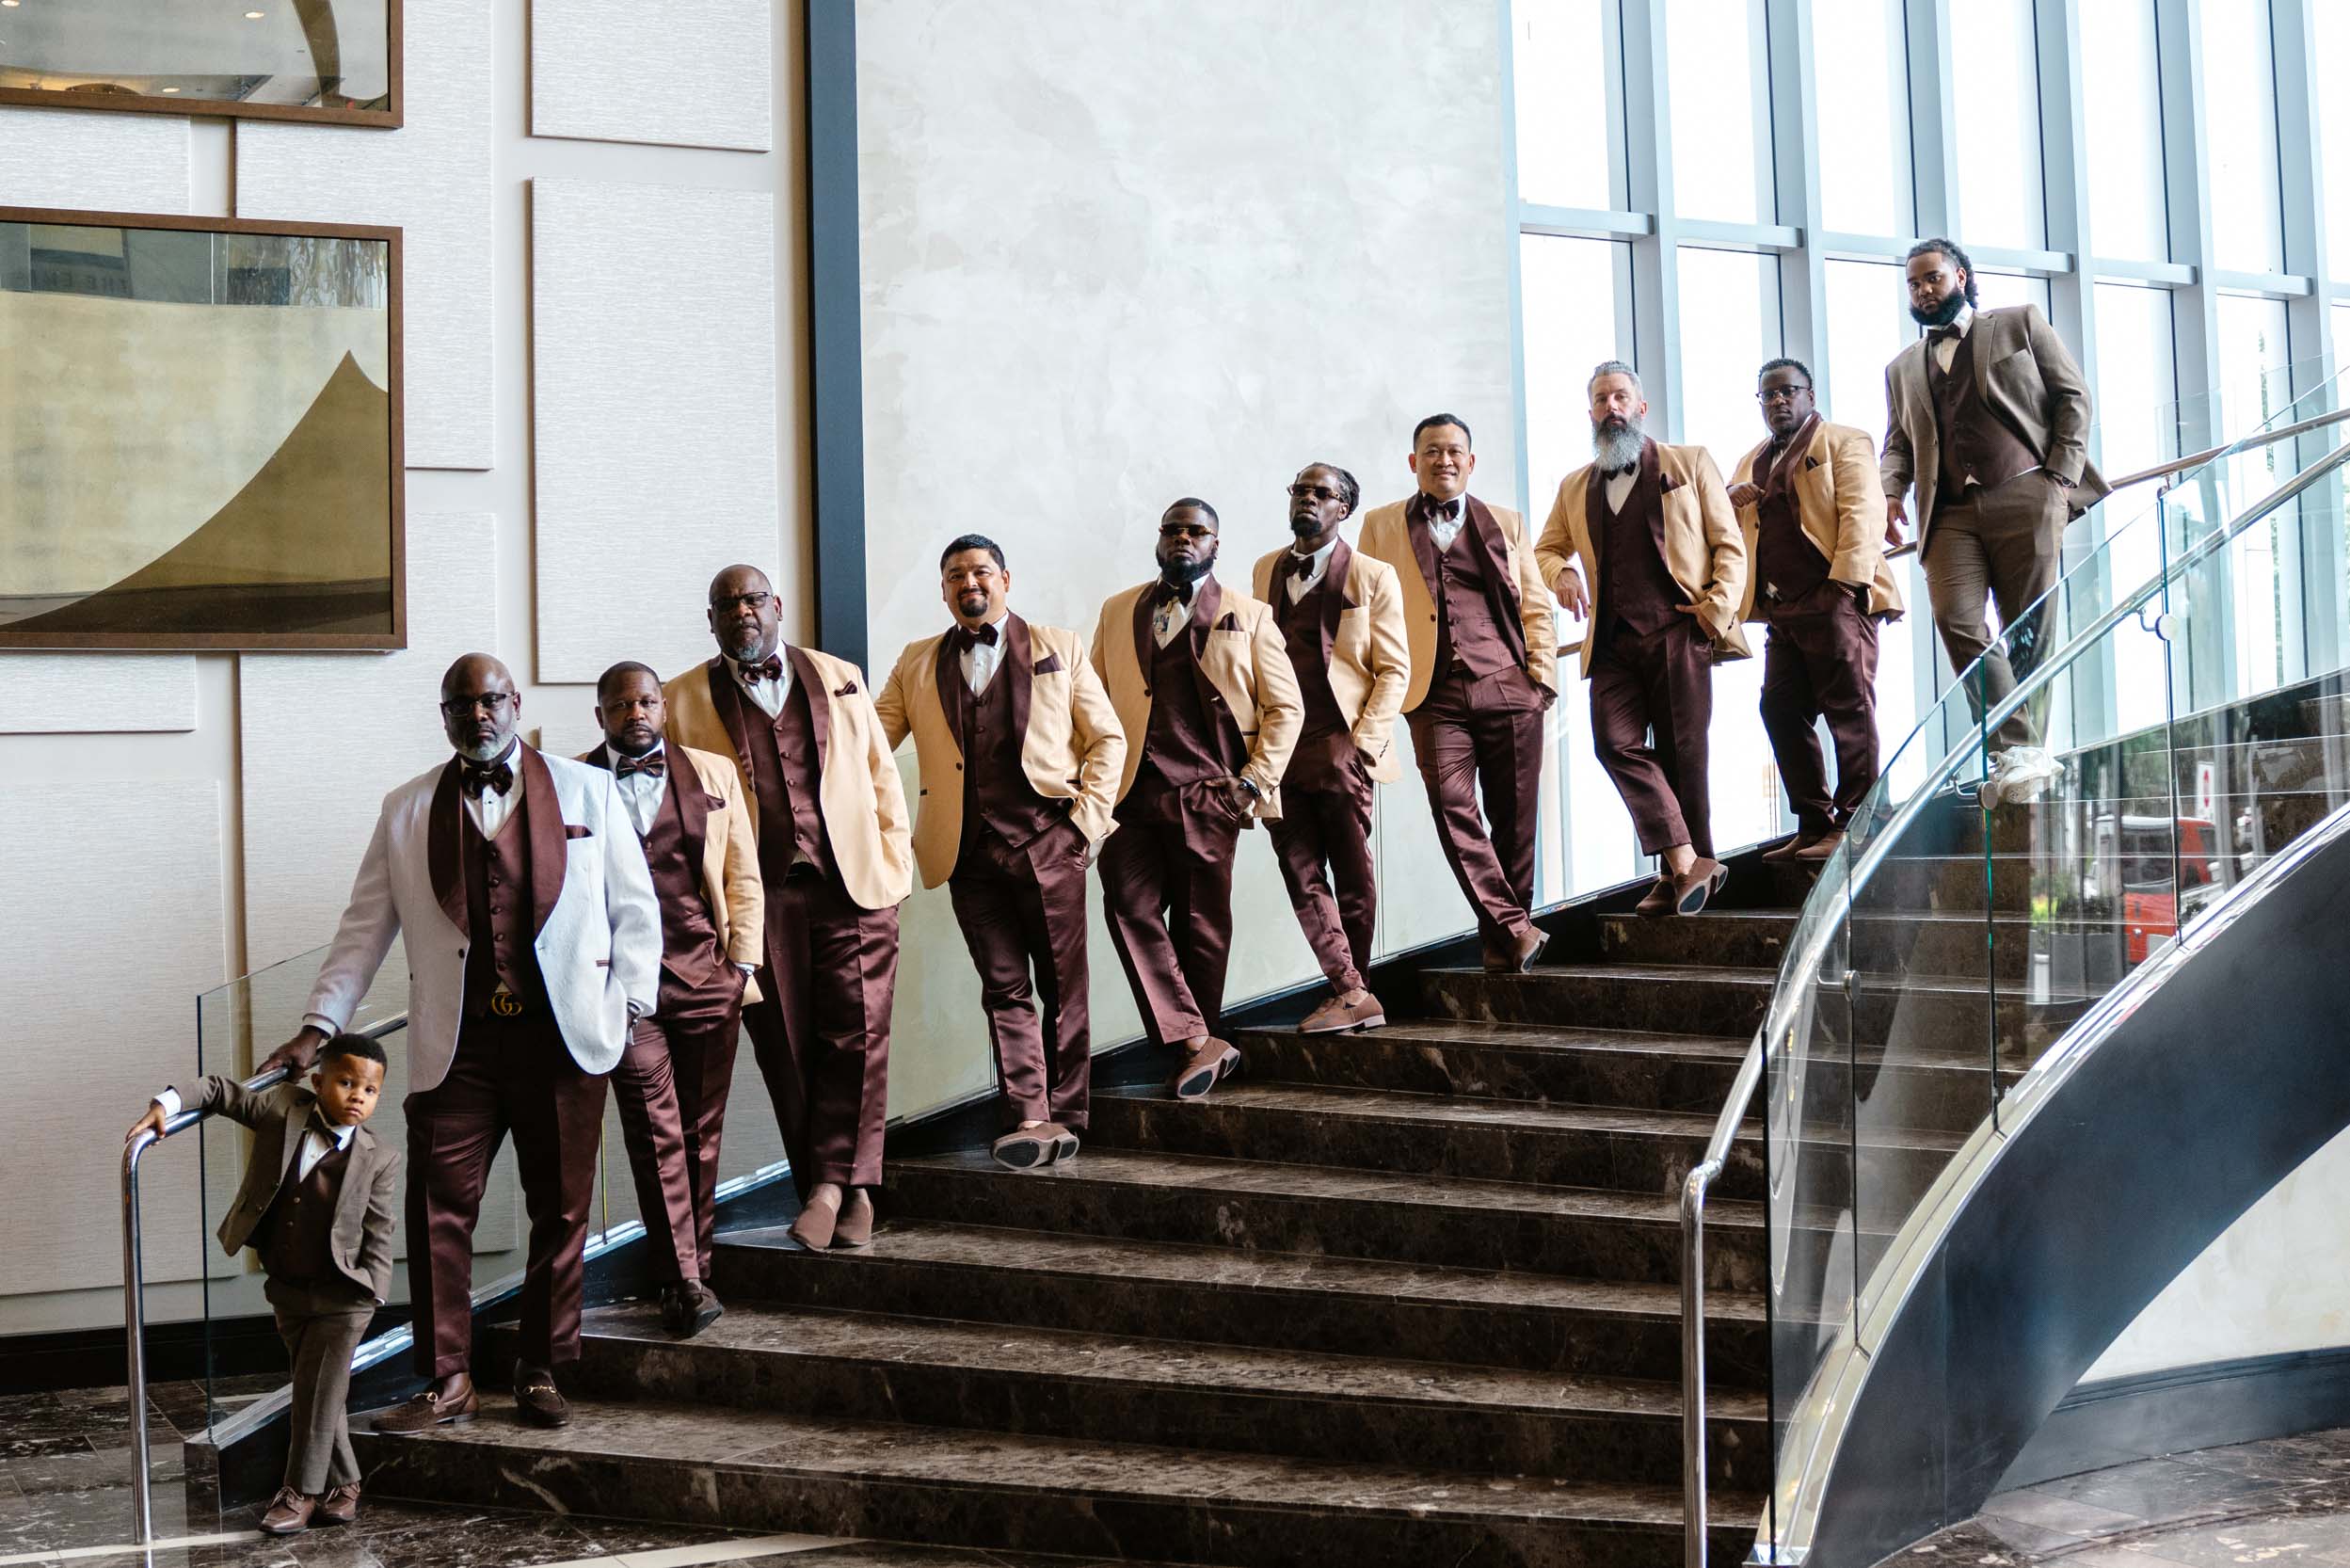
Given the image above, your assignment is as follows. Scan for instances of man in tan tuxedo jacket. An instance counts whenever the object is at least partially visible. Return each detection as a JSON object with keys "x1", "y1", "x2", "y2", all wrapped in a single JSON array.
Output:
[
  {"x1": 1092, "y1": 498, "x2": 1303, "y2": 1100},
  {"x1": 580, "y1": 661, "x2": 762, "y2": 1336},
  {"x1": 663, "y1": 565, "x2": 913, "y2": 1255},
  {"x1": 1356, "y1": 414, "x2": 1559, "y2": 975},
  {"x1": 1882, "y1": 236, "x2": 2109, "y2": 808},
  {"x1": 1537, "y1": 362, "x2": 1750, "y2": 918},
  {"x1": 876, "y1": 535, "x2": 1126, "y2": 1170},
  {"x1": 1728, "y1": 360, "x2": 1904, "y2": 863},
  {"x1": 1252, "y1": 462, "x2": 1410, "y2": 1033}
]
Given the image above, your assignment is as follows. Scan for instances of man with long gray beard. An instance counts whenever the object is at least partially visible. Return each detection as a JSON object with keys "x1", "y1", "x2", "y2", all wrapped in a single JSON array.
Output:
[{"x1": 1536, "y1": 362, "x2": 1750, "y2": 917}]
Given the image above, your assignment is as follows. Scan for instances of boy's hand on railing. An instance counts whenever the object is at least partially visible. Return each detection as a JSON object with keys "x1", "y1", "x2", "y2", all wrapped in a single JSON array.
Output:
[
  {"x1": 126, "y1": 1105, "x2": 168, "y2": 1144},
  {"x1": 257, "y1": 1025, "x2": 328, "y2": 1079}
]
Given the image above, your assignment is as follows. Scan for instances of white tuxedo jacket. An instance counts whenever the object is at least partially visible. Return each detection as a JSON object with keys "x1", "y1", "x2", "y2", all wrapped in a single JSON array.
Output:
[{"x1": 302, "y1": 746, "x2": 663, "y2": 1093}]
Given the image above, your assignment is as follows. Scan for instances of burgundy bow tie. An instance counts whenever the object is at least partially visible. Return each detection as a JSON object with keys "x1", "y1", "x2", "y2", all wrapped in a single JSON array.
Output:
[
  {"x1": 1421, "y1": 499, "x2": 1460, "y2": 524},
  {"x1": 740, "y1": 654, "x2": 784, "y2": 683},
  {"x1": 614, "y1": 752, "x2": 666, "y2": 778},
  {"x1": 1151, "y1": 580, "x2": 1193, "y2": 609},
  {"x1": 1605, "y1": 463, "x2": 1638, "y2": 479},
  {"x1": 1928, "y1": 324, "x2": 1962, "y2": 343},
  {"x1": 459, "y1": 760, "x2": 514, "y2": 799},
  {"x1": 954, "y1": 623, "x2": 999, "y2": 652}
]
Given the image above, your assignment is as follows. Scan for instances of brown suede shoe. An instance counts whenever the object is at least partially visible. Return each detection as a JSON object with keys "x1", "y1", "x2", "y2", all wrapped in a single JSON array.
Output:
[
  {"x1": 1670, "y1": 856, "x2": 1725, "y2": 916},
  {"x1": 511, "y1": 1362, "x2": 571, "y2": 1429},
  {"x1": 1171, "y1": 1037, "x2": 1240, "y2": 1100},
  {"x1": 260, "y1": 1486, "x2": 314, "y2": 1534},
  {"x1": 1791, "y1": 829, "x2": 1846, "y2": 862},
  {"x1": 313, "y1": 1482, "x2": 361, "y2": 1528},
  {"x1": 991, "y1": 1123, "x2": 1081, "y2": 1169},
  {"x1": 662, "y1": 1280, "x2": 723, "y2": 1337},
  {"x1": 1634, "y1": 876, "x2": 1676, "y2": 918},
  {"x1": 1484, "y1": 926, "x2": 1549, "y2": 974},
  {"x1": 832, "y1": 1188, "x2": 875, "y2": 1249},
  {"x1": 372, "y1": 1384, "x2": 478, "y2": 1433},
  {"x1": 1759, "y1": 833, "x2": 1817, "y2": 863},
  {"x1": 788, "y1": 1184, "x2": 843, "y2": 1251},
  {"x1": 1299, "y1": 989, "x2": 1386, "y2": 1033}
]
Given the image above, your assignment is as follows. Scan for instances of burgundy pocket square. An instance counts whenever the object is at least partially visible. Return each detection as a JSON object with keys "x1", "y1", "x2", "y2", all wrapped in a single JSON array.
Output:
[
  {"x1": 1214, "y1": 612, "x2": 1239, "y2": 631},
  {"x1": 703, "y1": 792, "x2": 727, "y2": 810},
  {"x1": 834, "y1": 681, "x2": 859, "y2": 696},
  {"x1": 1803, "y1": 456, "x2": 1823, "y2": 470},
  {"x1": 1033, "y1": 653, "x2": 1063, "y2": 675},
  {"x1": 565, "y1": 824, "x2": 593, "y2": 840},
  {"x1": 1659, "y1": 473, "x2": 1684, "y2": 494}
]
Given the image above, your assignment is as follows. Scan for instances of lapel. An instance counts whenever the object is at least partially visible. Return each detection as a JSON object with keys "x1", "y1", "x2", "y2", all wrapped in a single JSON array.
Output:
[
  {"x1": 520, "y1": 744, "x2": 566, "y2": 936},
  {"x1": 783, "y1": 645, "x2": 832, "y2": 769},
  {"x1": 1005, "y1": 612, "x2": 1035, "y2": 750},
  {"x1": 1130, "y1": 584, "x2": 1157, "y2": 680},
  {"x1": 667, "y1": 746, "x2": 710, "y2": 864},
  {"x1": 1966, "y1": 312, "x2": 1993, "y2": 403},
  {"x1": 1462, "y1": 494, "x2": 1521, "y2": 615},
  {"x1": 427, "y1": 759, "x2": 468, "y2": 936},
  {"x1": 707, "y1": 659, "x2": 759, "y2": 792},
  {"x1": 1405, "y1": 499, "x2": 1442, "y2": 596},
  {"x1": 330, "y1": 1127, "x2": 375, "y2": 1241},
  {"x1": 932, "y1": 627, "x2": 965, "y2": 758},
  {"x1": 277, "y1": 1091, "x2": 312, "y2": 1182},
  {"x1": 1583, "y1": 465, "x2": 1609, "y2": 568},
  {"x1": 1637, "y1": 440, "x2": 1670, "y2": 552},
  {"x1": 1319, "y1": 539, "x2": 1351, "y2": 660},
  {"x1": 1190, "y1": 574, "x2": 1223, "y2": 646}
]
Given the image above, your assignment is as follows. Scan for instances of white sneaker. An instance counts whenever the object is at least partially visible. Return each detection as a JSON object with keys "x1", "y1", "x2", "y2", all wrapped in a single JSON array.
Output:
[{"x1": 1993, "y1": 746, "x2": 2061, "y2": 806}]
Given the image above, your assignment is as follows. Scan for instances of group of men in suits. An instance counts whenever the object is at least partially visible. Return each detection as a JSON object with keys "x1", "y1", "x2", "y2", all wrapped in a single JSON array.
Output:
[{"x1": 252, "y1": 232, "x2": 2097, "y2": 1433}]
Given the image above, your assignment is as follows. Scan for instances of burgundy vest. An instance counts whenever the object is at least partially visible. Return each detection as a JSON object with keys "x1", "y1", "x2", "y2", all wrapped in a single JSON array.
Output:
[
  {"x1": 1138, "y1": 617, "x2": 1242, "y2": 789},
  {"x1": 1930, "y1": 329, "x2": 2039, "y2": 512},
  {"x1": 1430, "y1": 528, "x2": 1515, "y2": 679},
  {"x1": 726, "y1": 675, "x2": 834, "y2": 881},
  {"x1": 1595, "y1": 455, "x2": 1683, "y2": 639},
  {"x1": 958, "y1": 653, "x2": 1065, "y2": 854},
  {"x1": 1752, "y1": 421, "x2": 1830, "y2": 605},
  {"x1": 257, "y1": 1135, "x2": 347, "y2": 1285},
  {"x1": 641, "y1": 774, "x2": 724, "y2": 985},
  {"x1": 461, "y1": 802, "x2": 550, "y2": 1016},
  {"x1": 1274, "y1": 567, "x2": 1348, "y2": 738}
]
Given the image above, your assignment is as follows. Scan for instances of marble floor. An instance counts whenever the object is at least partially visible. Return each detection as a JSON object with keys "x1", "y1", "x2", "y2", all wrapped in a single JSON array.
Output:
[
  {"x1": 1896, "y1": 1428, "x2": 2350, "y2": 1565},
  {"x1": 0, "y1": 1384, "x2": 1155, "y2": 1568}
]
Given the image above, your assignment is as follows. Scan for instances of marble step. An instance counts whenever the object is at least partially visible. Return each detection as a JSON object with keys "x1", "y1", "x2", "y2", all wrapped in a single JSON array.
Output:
[
  {"x1": 351, "y1": 1396, "x2": 1762, "y2": 1568},
  {"x1": 711, "y1": 1223, "x2": 1771, "y2": 1385},
  {"x1": 1596, "y1": 906, "x2": 2132, "y2": 982},
  {"x1": 519, "y1": 1300, "x2": 1771, "y2": 1490},
  {"x1": 879, "y1": 1144, "x2": 1769, "y2": 1277},
  {"x1": 1228, "y1": 1019, "x2": 1752, "y2": 1112}
]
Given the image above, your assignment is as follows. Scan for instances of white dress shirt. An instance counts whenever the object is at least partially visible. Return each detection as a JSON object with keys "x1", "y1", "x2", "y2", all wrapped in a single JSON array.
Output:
[
  {"x1": 1929, "y1": 302, "x2": 1975, "y2": 375},
  {"x1": 962, "y1": 613, "x2": 1008, "y2": 694},
  {"x1": 152, "y1": 1088, "x2": 353, "y2": 1176},
  {"x1": 1153, "y1": 577, "x2": 1208, "y2": 647},
  {"x1": 1605, "y1": 466, "x2": 1639, "y2": 514},
  {"x1": 731, "y1": 650, "x2": 791, "y2": 718},
  {"x1": 460, "y1": 744, "x2": 520, "y2": 838},
  {"x1": 609, "y1": 740, "x2": 668, "y2": 837},
  {"x1": 1420, "y1": 496, "x2": 1467, "y2": 552},
  {"x1": 1287, "y1": 537, "x2": 1339, "y2": 600}
]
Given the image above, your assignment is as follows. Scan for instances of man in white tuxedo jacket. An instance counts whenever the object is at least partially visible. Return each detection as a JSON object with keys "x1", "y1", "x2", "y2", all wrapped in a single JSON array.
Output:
[{"x1": 260, "y1": 654, "x2": 660, "y2": 1432}]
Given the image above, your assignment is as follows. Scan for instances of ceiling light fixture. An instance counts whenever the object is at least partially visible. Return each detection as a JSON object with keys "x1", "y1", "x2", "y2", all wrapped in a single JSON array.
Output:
[
  {"x1": 161, "y1": 86, "x2": 181, "y2": 92},
  {"x1": 245, "y1": 8, "x2": 264, "y2": 17}
]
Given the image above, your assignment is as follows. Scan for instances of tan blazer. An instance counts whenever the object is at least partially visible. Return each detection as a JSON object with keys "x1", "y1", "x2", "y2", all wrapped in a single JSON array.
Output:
[
  {"x1": 1354, "y1": 494, "x2": 1559, "y2": 712},
  {"x1": 875, "y1": 614, "x2": 1128, "y2": 889},
  {"x1": 1249, "y1": 540, "x2": 1412, "y2": 783},
  {"x1": 179, "y1": 1076, "x2": 401, "y2": 1303},
  {"x1": 663, "y1": 646, "x2": 915, "y2": 912},
  {"x1": 578, "y1": 741, "x2": 767, "y2": 1001},
  {"x1": 1535, "y1": 440, "x2": 1753, "y2": 678},
  {"x1": 1089, "y1": 575, "x2": 1303, "y2": 819},
  {"x1": 1731, "y1": 420, "x2": 1906, "y2": 621},
  {"x1": 1881, "y1": 302, "x2": 2111, "y2": 539}
]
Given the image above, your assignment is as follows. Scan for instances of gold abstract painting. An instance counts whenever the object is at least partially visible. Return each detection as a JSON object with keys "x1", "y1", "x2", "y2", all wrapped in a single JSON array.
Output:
[
  {"x1": 0, "y1": 0, "x2": 399, "y2": 126},
  {"x1": 0, "y1": 209, "x2": 404, "y2": 649}
]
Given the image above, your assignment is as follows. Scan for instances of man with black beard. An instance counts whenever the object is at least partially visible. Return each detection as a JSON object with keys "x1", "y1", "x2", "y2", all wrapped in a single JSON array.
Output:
[
  {"x1": 1536, "y1": 362, "x2": 1750, "y2": 917},
  {"x1": 1881, "y1": 237, "x2": 2107, "y2": 807},
  {"x1": 1092, "y1": 500, "x2": 1302, "y2": 1098},
  {"x1": 1251, "y1": 463, "x2": 1409, "y2": 1033}
]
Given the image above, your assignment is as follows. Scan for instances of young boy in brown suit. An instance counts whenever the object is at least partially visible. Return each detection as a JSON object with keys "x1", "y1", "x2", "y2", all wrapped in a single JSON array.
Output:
[{"x1": 129, "y1": 1033, "x2": 400, "y2": 1535}]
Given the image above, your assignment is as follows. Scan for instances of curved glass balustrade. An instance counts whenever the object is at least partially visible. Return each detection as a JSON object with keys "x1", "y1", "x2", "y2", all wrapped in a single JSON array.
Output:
[{"x1": 1752, "y1": 364, "x2": 2350, "y2": 1557}]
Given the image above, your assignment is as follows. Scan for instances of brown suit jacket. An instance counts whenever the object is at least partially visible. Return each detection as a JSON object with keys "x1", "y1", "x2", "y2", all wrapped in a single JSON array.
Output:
[
  {"x1": 1355, "y1": 493, "x2": 1558, "y2": 712},
  {"x1": 663, "y1": 646, "x2": 915, "y2": 912},
  {"x1": 577, "y1": 740, "x2": 767, "y2": 1000},
  {"x1": 1881, "y1": 302, "x2": 2111, "y2": 540},
  {"x1": 182, "y1": 1077, "x2": 400, "y2": 1302},
  {"x1": 1249, "y1": 539, "x2": 1411, "y2": 783},
  {"x1": 1089, "y1": 575, "x2": 1303, "y2": 818},
  {"x1": 875, "y1": 614, "x2": 1128, "y2": 888},
  {"x1": 1536, "y1": 439, "x2": 1753, "y2": 677},
  {"x1": 1731, "y1": 420, "x2": 1906, "y2": 621}
]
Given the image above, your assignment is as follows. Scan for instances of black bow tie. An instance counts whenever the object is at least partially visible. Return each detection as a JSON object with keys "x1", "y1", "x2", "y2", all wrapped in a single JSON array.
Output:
[
  {"x1": 459, "y1": 758, "x2": 514, "y2": 799},
  {"x1": 614, "y1": 751, "x2": 666, "y2": 779},
  {"x1": 1605, "y1": 463, "x2": 1637, "y2": 479},
  {"x1": 1928, "y1": 324, "x2": 1963, "y2": 343},
  {"x1": 953, "y1": 623, "x2": 1000, "y2": 652},
  {"x1": 1151, "y1": 580, "x2": 1193, "y2": 609},
  {"x1": 737, "y1": 653, "x2": 784, "y2": 683},
  {"x1": 1421, "y1": 499, "x2": 1461, "y2": 524}
]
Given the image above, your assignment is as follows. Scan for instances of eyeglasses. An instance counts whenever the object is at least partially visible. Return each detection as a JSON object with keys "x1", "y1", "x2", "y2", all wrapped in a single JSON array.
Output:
[
  {"x1": 440, "y1": 693, "x2": 516, "y2": 716},
  {"x1": 1287, "y1": 484, "x2": 1344, "y2": 503},
  {"x1": 710, "y1": 591, "x2": 774, "y2": 613},
  {"x1": 1159, "y1": 523, "x2": 1214, "y2": 538},
  {"x1": 1756, "y1": 386, "x2": 1814, "y2": 404}
]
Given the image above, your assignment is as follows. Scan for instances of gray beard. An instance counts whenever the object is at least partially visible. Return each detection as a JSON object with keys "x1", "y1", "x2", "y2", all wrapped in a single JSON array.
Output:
[
  {"x1": 457, "y1": 735, "x2": 515, "y2": 764},
  {"x1": 1592, "y1": 421, "x2": 1644, "y2": 472}
]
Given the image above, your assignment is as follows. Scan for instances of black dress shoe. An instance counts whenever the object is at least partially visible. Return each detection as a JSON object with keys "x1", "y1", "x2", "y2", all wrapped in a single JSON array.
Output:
[{"x1": 511, "y1": 1362, "x2": 571, "y2": 1429}]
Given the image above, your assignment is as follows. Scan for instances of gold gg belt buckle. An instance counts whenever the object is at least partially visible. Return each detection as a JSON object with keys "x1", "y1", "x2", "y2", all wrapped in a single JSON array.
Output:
[{"x1": 489, "y1": 984, "x2": 523, "y2": 1017}]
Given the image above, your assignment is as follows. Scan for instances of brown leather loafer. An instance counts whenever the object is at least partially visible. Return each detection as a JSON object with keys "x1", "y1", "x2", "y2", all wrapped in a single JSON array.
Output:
[
  {"x1": 313, "y1": 1482, "x2": 361, "y2": 1528},
  {"x1": 1671, "y1": 856, "x2": 1725, "y2": 916},
  {"x1": 372, "y1": 1385, "x2": 478, "y2": 1433},
  {"x1": 511, "y1": 1362, "x2": 571, "y2": 1429},
  {"x1": 663, "y1": 1280, "x2": 723, "y2": 1336},
  {"x1": 1483, "y1": 926, "x2": 1550, "y2": 973},
  {"x1": 259, "y1": 1486, "x2": 314, "y2": 1535},
  {"x1": 991, "y1": 1123, "x2": 1080, "y2": 1169},
  {"x1": 1300, "y1": 989, "x2": 1386, "y2": 1032},
  {"x1": 1171, "y1": 1037, "x2": 1240, "y2": 1100},
  {"x1": 1634, "y1": 876, "x2": 1676, "y2": 918},
  {"x1": 788, "y1": 1185, "x2": 842, "y2": 1251},
  {"x1": 1792, "y1": 830, "x2": 1846, "y2": 862},
  {"x1": 832, "y1": 1188, "x2": 875, "y2": 1249},
  {"x1": 1759, "y1": 833, "x2": 1816, "y2": 863}
]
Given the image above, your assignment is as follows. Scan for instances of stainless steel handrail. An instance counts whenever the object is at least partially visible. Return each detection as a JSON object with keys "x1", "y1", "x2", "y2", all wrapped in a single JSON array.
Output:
[
  {"x1": 121, "y1": 1013, "x2": 408, "y2": 1544},
  {"x1": 1679, "y1": 433, "x2": 2350, "y2": 1566},
  {"x1": 2105, "y1": 403, "x2": 2350, "y2": 491}
]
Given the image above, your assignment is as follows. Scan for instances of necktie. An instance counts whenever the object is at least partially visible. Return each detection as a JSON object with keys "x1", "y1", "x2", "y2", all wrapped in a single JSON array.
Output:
[
  {"x1": 741, "y1": 654, "x2": 785, "y2": 683},
  {"x1": 614, "y1": 752, "x2": 666, "y2": 778},
  {"x1": 953, "y1": 623, "x2": 999, "y2": 652},
  {"x1": 460, "y1": 760, "x2": 513, "y2": 799}
]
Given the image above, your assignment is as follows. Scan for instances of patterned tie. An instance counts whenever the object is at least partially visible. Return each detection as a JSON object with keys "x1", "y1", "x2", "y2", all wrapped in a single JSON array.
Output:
[
  {"x1": 459, "y1": 760, "x2": 513, "y2": 799},
  {"x1": 614, "y1": 752, "x2": 666, "y2": 778}
]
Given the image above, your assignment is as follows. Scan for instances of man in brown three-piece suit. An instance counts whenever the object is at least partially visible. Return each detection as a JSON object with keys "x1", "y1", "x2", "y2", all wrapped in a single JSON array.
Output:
[
  {"x1": 1357, "y1": 414, "x2": 1559, "y2": 975},
  {"x1": 1252, "y1": 463, "x2": 1410, "y2": 1034},
  {"x1": 1728, "y1": 360, "x2": 1905, "y2": 863},
  {"x1": 1093, "y1": 498, "x2": 1303, "y2": 1100},
  {"x1": 1882, "y1": 236, "x2": 2108, "y2": 808},
  {"x1": 877, "y1": 536, "x2": 1127, "y2": 1169},
  {"x1": 1538, "y1": 362, "x2": 1751, "y2": 918},
  {"x1": 664, "y1": 566, "x2": 914, "y2": 1255},
  {"x1": 580, "y1": 661, "x2": 763, "y2": 1336}
]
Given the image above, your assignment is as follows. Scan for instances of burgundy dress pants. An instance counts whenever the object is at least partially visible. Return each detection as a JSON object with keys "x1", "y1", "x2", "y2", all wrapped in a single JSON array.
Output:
[
  {"x1": 1099, "y1": 777, "x2": 1246, "y2": 1046},
  {"x1": 1265, "y1": 740, "x2": 1377, "y2": 994},
  {"x1": 609, "y1": 962, "x2": 745, "y2": 1282},
  {"x1": 1590, "y1": 619, "x2": 1716, "y2": 858},
  {"x1": 948, "y1": 818, "x2": 1095, "y2": 1130},
  {"x1": 1758, "y1": 583, "x2": 1881, "y2": 837},
  {"x1": 1406, "y1": 664, "x2": 1545, "y2": 962}
]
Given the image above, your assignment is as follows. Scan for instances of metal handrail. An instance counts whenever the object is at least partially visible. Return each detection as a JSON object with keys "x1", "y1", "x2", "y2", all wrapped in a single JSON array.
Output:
[
  {"x1": 121, "y1": 1013, "x2": 408, "y2": 1544},
  {"x1": 1676, "y1": 430, "x2": 2350, "y2": 1567},
  {"x1": 2105, "y1": 403, "x2": 2350, "y2": 491}
]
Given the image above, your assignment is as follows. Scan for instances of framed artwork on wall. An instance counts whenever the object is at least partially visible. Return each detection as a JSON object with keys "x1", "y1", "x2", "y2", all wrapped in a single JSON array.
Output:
[
  {"x1": 0, "y1": 0, "x2": 401, "y2": 127},
  {"x1": 0, "y1": 206, "x2": 405, "y2": 650}
]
